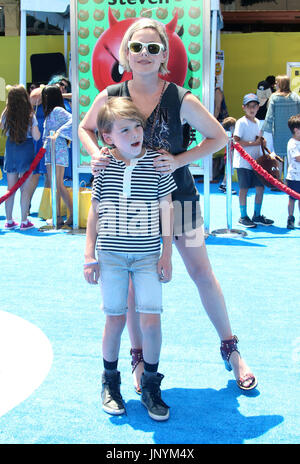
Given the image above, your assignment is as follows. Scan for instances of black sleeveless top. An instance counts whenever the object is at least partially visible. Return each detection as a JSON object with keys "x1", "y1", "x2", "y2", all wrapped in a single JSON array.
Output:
[
  {"x1": 107, "y1": 81, "x2": 199, "y2": 203},
  {"x1": 256, "y1": 99, "x2": 269, "y2": 120}
]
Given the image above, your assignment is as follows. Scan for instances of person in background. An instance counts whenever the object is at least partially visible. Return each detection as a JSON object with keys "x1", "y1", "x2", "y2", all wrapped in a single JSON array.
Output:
[
  {"x1": 286, "y1": 114, "x2": 300, "y2": 229},
  {"x1": 27, "y1": 85, "x2": 49, "y2": 212},
  {"x1": 214, "y1": 79, "x2": 229, "y2": 124},
  {"x1": 233, "y1": 93, "x2": 274, "y2": 228},
  {"x1": 48, "y1": 75, "x2": 73, "y2": 180},
  {"x1": 218, "y1": 117, "x2": 237, "y2": 195},
  {"x1": 0, "y1": 85, "x2": 40, "y2": 230},
  {"x1": 265, "y1": 75, "x2": 276, "y2": 93},
  {"x1": 256, "y1": 80, "x2": 274, "y2": 154},
  {"x1": 262, "y1": 75, "x2": 300, "y2": 181},
  {"x1": 42, "y1": 85, "x2": 73, "y2": 227},
  {"x1": 256, "y1": 80, "x2": 272, "y2": 122},
  {"x1": 48, "y1": 75, "x2": 72, "y2": 111},
  {"x1": 214, "y1": 81, "x2": 236, "y2": 194}
]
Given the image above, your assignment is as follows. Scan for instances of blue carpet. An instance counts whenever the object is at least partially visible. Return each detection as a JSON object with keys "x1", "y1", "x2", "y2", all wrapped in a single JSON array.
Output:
[{"x1": 0, "y1": 172, "x2": 299, "y2": 444}]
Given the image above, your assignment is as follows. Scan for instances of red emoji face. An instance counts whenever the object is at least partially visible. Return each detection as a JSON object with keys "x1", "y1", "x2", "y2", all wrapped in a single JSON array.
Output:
[{"x1": 91, "y1": 8, "x2": 187, "y2": 91}]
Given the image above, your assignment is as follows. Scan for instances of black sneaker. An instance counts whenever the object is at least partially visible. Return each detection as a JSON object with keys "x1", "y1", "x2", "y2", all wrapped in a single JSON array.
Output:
[
  {"x1": 219, "y1": 184, "x2": 237, "y2": 195},
  {"x1": 101, "y1": 371, "x2": 126, "y2": 415},
  {"x1": 252, "y1": 215, "x2": 274, "y2": 226},
  {"x1": 238, "y1": 216, "x2": 257, "y2": 228},
  {"x1": 141, "y1": 373, "x2": 169, "y2": 421},
  {"x1": 287, "y1": 215, "x2": 295, "y2": 229}
]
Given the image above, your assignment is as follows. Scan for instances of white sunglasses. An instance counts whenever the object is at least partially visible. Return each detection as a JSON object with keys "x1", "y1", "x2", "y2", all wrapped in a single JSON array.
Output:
[{"x1": 128, "y1": 41, "x2": 165, "y2": 55}]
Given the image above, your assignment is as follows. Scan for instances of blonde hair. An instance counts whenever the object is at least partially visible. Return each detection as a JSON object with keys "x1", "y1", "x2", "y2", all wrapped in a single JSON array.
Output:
[
  {"x1": 275, "y1": 75, "x2": 291, "y2": 95},
  {"x1": 119, "y1": 18, "x2": 169, "y2": 75},
  {"x1": 97, "y1": 97, "x2": 146, "y2": 144}
]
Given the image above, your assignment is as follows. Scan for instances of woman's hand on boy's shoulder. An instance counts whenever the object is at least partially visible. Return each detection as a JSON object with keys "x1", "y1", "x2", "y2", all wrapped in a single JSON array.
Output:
[{"x1": 91, "y1": 146, "x2": 110, "y2": 175}]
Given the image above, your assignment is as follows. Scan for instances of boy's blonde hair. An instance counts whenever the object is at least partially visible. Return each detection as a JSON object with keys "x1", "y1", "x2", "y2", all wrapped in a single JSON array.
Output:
[
  {"x1": 275, "y1": 75, "x2": 291, "y2": 95},
  {"x1": 97, "y1": 97, "x2": 146, "y2": 144},
  {"x1": 119, "y1": 18, "x2": 169, "y2": 75}
]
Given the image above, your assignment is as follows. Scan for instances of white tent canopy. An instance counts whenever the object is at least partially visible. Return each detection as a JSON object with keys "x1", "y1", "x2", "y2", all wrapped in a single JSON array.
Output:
[
  {"x1": 21, "y1": 0, "x2": 69, "y2": 13},
  {"x1": 19, "y1": 0, "x2": 70, "y2": 85}
]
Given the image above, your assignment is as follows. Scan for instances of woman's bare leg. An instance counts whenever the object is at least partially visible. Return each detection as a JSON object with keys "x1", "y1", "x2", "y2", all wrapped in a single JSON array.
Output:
[
  {"x1": 56, "y1": 166, "x2": 73, "y2": 224},
  {"x1": 20, "y1": 173, "x2": 33, "y2": 222},
  {"x1": 175, "y1": 226, "x2": 254, "y2": 387},
  {"x1": 5, "y1": 173, "x2": 18, "y2": 221}
]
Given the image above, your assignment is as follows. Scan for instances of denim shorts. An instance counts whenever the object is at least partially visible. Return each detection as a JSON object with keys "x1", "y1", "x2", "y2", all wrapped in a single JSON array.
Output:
[
  {"x1": 237, "y1": 168, "x2": 264, "y2": 189},
  {"x1": 286, "y1": 179, "x2": 300, "y2": 200},
  {"x1": 97, "y1": 251, "x2": 162, "y2": 316}
]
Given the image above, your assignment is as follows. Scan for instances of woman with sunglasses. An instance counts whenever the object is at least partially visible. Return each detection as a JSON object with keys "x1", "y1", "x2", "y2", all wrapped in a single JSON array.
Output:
[{"x1": 78, "y1": 18, "x2": 257, "y2": 393}]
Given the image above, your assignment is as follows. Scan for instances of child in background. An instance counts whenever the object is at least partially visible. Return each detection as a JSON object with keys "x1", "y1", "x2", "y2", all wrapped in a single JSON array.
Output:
[
  {"x1": 219, "y1": 117, "x2": 237, "y2": 195},
  {"x1": 286, "y1": 114, "x2": 300, "y2": 229},
  {"x1": 84, "y1": 97, "x2": 176, "y2": 421},
  {"x1": 42, "y1": 85, "x2": 73, "y2": 227},
  {"x1": 0, "y1": 85, "x2": 40, "y2": 230},
  {"x1": 233, "y1": 93, "x2": 274, "y2": 228},
  {"x1": 27, "y1": 85, "x2": 49, "y2": 211}
]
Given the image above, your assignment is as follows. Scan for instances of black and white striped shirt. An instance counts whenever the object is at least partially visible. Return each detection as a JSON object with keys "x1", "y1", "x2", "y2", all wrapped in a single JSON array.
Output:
[{"x1": 92, "y1": 149, "x2": 177, "y2": 253}]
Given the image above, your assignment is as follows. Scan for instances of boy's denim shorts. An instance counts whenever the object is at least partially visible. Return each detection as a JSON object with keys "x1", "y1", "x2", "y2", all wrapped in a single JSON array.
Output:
[
  {"x1": 237, "y1": 168, "x2": 264, "y2": 189},
  {"x1": 97, "y1": 251, "x2": 162, "y2": 316}
]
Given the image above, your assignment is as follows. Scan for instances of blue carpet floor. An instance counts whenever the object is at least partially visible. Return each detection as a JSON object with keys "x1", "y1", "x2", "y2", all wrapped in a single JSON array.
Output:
[{"x1": 0, "y1": 172, "x2": 299, "y2": 444}]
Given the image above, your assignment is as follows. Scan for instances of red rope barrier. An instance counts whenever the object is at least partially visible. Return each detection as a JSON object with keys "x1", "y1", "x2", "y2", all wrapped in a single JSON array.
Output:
[
  {"x1": 0, "y1": 146, "x2": 46, "y2": 205},
  {"x1": 233, "y1": 142, "x2": 300, "y2": 200}
]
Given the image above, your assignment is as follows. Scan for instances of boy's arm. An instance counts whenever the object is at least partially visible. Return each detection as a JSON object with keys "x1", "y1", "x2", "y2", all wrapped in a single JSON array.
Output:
[
  {"x1": 290, "y1": 145, "x2": 300, "y2": 162},
  {"x1": 234, "y1": 135, "x2": 263, "y2": 147},
  {"x1": 84, "y1": 199, "x2": 100, "y2": 285},
  {"x1": 157, "y1": 193, "x2": 174, "y2": 283}
]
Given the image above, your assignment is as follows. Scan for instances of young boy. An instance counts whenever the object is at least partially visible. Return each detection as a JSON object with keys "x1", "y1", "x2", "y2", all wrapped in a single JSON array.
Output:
[
  {"x1": 83, "y1": 97, "x2": 177, "y2": 421},
  {"x1": 286, "y1": 114, "x2": 300, "y2": 229},
  {"x1": 219, "y1": 117, "x2": 237, "y2": 194},
  {"x1": 233, "y1": 93, "x2": 274, "y2": 228}
]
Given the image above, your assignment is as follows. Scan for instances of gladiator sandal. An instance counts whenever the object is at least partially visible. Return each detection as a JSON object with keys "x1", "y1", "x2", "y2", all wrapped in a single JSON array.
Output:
[
  {"x1": 130, "y1": 348, "x2": 144, "y2": 395},
  {"x1": 220, "y1": 335, "x2": 258, "y2": 391}
]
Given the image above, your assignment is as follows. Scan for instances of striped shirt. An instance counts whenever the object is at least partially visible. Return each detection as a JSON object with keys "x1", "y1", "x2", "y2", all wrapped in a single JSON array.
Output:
[{"x1": 92, "y1": 149, "x2": 177, "y2": 253}]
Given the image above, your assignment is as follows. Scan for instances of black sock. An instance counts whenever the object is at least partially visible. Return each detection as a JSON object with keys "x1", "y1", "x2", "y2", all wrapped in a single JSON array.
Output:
[
  {"x1": 143, "y1": 360, "x2": 159, "y2": 377},
  {"x1": 103, "y1": 358, "x2": 118, "y2": 375}
]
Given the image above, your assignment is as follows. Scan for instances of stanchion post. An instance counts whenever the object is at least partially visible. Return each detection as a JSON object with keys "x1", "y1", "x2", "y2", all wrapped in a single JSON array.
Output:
[
  {"x1": 225, "y1": 132, "x2": 233, "y2": 230},
  {"x1": 50, "y1": 130, "x2": 57, "y2": 229},
  {"x1": 211, "y1": 132, "x2": 247, "y2": 237}
]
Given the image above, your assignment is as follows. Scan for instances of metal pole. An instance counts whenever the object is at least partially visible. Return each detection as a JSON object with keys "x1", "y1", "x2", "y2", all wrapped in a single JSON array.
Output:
[
  {"x1": 211, "y1": 133, "x2": 247, "y2": 237},
  {"x1": 50, "y1": 131, "x2": 57, "y2": 229},
  {"x1": 70, "y1": 0, "x2": 79, "y2": 229},
  {"x1": 225, "y1": 133, "x2": 233, "y2": 230},
  {"x1": 19, "y1": 8, "x2": 27, "y2": 86}
]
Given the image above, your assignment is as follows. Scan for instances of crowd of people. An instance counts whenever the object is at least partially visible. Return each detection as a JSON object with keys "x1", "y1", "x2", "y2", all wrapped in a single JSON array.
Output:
[
  {"x1": 216, "y1": 74, "x2": 300, "y2": 230},
  {"x1": 0, "y1": 75, "x2": 73, "y2": 230},
  {"x1": 1, "y1": 18, "x2": 300, "y2": 423}
]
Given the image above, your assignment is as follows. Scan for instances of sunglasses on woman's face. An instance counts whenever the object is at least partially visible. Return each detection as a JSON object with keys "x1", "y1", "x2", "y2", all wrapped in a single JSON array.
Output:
[{"x1": 128, "y1": 41, "x2": 165, "y2": 55}]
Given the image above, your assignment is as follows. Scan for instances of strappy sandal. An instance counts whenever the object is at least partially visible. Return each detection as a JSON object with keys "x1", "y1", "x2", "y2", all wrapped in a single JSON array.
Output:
[
  {"x1": 220, "y1": 335, "x2": 258, "y2": 391},
  {"x1": 130, "y1": 348, "x2": 144, "y2": 395}
]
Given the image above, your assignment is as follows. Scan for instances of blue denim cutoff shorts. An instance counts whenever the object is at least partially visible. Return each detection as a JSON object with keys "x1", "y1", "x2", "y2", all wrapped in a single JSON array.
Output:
[{"x1": 97, "y1": 251, "x2": 162, "y2": 316}]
